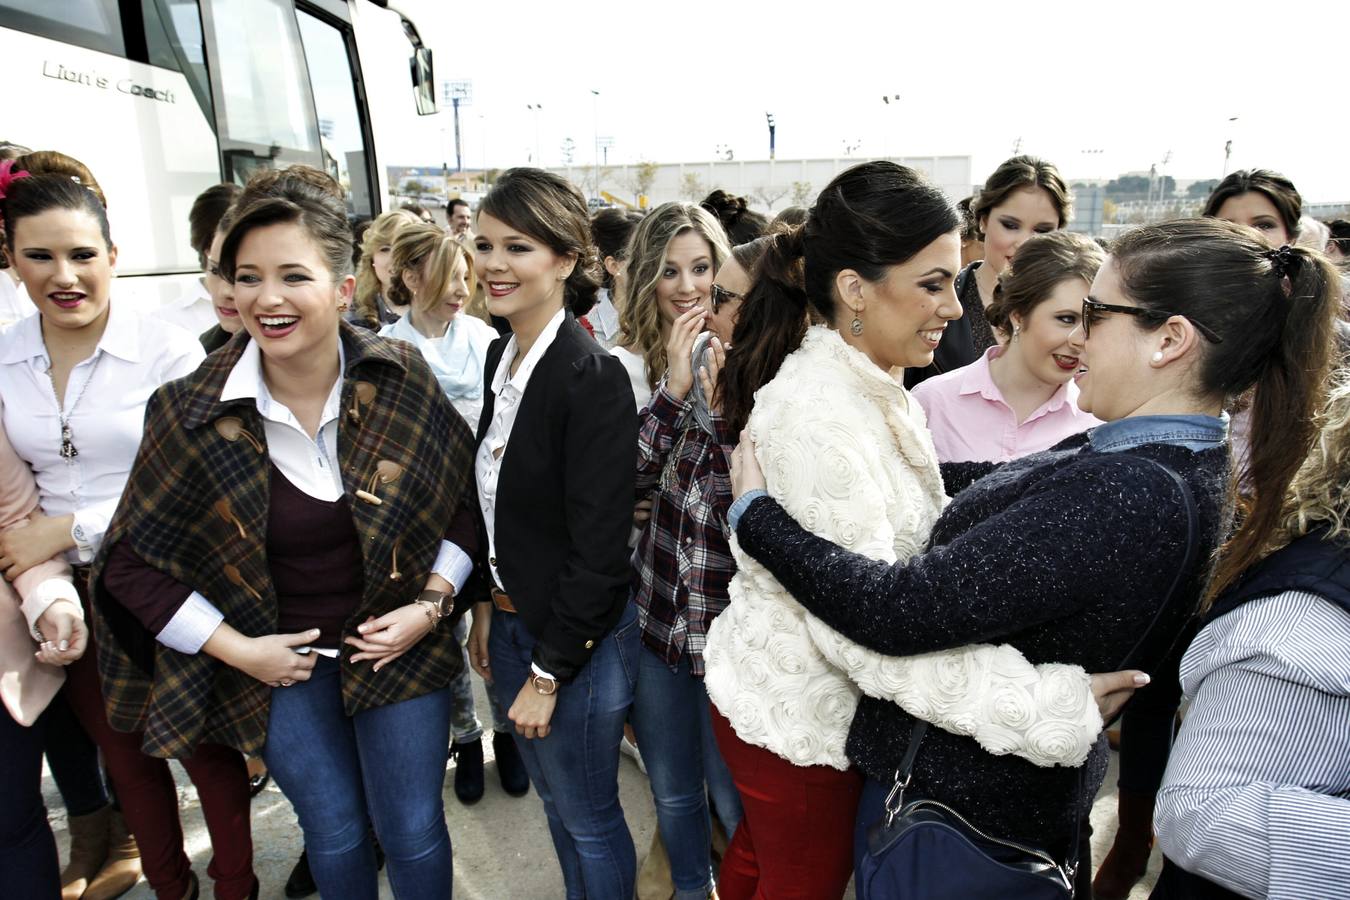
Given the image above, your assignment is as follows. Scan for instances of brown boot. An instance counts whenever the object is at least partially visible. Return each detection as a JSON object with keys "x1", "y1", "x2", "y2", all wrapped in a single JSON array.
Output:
[
  {"x1": 82, "y1": 809, "x2": 142, "y2": 900},
  {"x1": 62, "y1": 805, "x2": 112, "y2": 899},
  {"x1": 1093, "y1": 788, "x2": 1157, "y2": 900}
]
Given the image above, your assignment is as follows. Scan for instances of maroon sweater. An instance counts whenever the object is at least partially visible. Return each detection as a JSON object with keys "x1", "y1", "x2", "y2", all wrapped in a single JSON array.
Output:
[{"x1": 105, "y1": 465, "x2": 473, "y2": 649}]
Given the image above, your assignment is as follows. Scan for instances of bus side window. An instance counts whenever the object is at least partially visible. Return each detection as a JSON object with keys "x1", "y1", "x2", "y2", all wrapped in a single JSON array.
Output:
[{"x1": 296, "y1": 10, "x2": 375, "y2": 218}]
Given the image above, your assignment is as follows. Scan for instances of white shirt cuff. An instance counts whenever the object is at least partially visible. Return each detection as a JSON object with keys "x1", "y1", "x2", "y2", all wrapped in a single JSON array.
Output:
[
  {"x1": 22, "y1": 577, "x2": 82, "y2": 637},
  {"x1": 70, "y1": 507, "x2": 110, "y2": 563},
  {"x1": 157, "y1": 591, "x2": 225, "y2": 654},
  {"x1": 432, "y1": 540, "x2": 474, "y2": 596},
  {"x1": 530, "y1": 662, "x2": 557, "y2": 681}
]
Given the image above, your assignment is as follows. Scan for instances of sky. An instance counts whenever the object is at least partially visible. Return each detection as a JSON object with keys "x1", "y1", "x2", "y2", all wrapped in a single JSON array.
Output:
[{"x1": 356, "y1": 0, "x2": 1347, "y2": 201}]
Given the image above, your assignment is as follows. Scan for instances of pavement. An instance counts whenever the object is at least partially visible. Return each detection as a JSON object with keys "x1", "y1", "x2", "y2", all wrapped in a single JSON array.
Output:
[{"x1": 43, "y1": 678, "x2": 1161, "y2": 899}]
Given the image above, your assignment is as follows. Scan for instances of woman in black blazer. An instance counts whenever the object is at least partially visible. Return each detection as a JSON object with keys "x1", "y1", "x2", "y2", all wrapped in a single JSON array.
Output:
[{"x1": 464, "y1": 169, "x2": 640, "y2": 900}]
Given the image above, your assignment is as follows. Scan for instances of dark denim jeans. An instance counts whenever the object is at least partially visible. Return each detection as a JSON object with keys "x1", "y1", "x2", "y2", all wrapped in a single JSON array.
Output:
[
  {"x1": 263, "y1": 655, "x2": 454, "y2": 900},
  {"x1": 630, "y1": 645, "x2": 743, "y2": 899},
  {"x1": 489, "y1": 602, "x2": 639, "y2": 900},
  {"x1": 1, "y1": 703, "x2": 60, "y2": 899},
  {"x1": 40, "y1": 688, "x2": 110, "y2": 817}
]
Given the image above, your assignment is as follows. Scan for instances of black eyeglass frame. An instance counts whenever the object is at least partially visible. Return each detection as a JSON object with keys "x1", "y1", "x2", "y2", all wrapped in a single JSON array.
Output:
[
  {"x1": 710, "y1": 283, "x2": 744, "y2": 314},
  {"x1": 1080, "y1": 298, "x2": 1224, "y2": 344}
]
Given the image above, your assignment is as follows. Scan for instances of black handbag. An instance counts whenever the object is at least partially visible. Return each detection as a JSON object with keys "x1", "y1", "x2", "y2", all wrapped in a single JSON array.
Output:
[{"x1": 857, "y1": 459, "x2": 1199, "y2": 899}]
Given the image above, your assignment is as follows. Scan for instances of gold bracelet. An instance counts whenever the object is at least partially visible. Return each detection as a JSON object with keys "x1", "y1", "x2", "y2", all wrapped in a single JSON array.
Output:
[{"x1": 415, "y1": 599, "x2": 438, "y2": 631}]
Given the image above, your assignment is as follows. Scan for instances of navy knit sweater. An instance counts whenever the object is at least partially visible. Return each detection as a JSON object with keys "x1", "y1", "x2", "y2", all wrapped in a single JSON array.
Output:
[{"x1": 734, "y1": 434, "x2": 1230, "y2": 856}]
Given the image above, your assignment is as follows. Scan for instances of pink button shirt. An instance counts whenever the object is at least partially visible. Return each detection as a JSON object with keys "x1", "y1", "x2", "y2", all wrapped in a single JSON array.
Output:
[{"x1": 912, "y1": 346, "x2": 1100, "y2": 463}]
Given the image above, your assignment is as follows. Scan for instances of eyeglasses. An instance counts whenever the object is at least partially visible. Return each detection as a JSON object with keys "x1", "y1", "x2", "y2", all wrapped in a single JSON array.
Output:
[
  {"x1": 1080, "y1": 298, "x2": 1224, "y2": 344},
  {"x1": 710, "y1": 283, "x2": 744, "y2": 314}
]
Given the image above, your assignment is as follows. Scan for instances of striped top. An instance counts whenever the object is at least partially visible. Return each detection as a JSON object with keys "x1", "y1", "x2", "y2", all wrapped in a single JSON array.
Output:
[{"x1": 1155, "y1": 589, "x2": 1350, "y2": 899}]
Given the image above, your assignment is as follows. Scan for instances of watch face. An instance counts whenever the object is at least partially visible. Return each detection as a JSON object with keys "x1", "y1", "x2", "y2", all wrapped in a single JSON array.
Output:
[{"x1": 437, "y1": 595, "x2": 454, "y2": 618}]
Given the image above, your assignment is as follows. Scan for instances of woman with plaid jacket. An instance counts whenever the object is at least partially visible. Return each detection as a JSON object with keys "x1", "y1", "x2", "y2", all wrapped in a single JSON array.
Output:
[{"x1": 90, "y1": 168, "x2": 480, "y2": 900}]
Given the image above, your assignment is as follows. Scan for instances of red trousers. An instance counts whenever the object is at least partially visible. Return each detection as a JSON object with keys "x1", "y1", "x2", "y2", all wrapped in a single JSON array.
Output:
[
  {"x1": 712, "y1": 710, "x2": 862, "y2": 900},
  {"x1": 64, "y1": 583, "x2": 255, "y2": 900}
]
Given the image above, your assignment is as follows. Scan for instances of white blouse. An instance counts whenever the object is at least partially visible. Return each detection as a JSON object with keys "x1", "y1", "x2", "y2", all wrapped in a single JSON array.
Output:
[
  {"x1": 0, "y1": 301, "x2": 204, "y2": 563},
  {"x1": 703, "y1": 326, "x2": 1102, "y2": 771}
]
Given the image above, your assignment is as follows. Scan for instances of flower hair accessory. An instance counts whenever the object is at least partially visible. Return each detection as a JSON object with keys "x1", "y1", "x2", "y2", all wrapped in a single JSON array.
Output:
[
  {"x1": 0, "y1": 159, "x2": 31, "y2": 202},
  {"x1": 1264, "y1": 244, "x2": 1295, "y2": 298}
]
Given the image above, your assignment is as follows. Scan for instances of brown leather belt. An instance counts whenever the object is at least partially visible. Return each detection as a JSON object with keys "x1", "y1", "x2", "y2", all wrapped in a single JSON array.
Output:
[{"x1": 490, "y1": 587, "x2": 518, "y2": 614}]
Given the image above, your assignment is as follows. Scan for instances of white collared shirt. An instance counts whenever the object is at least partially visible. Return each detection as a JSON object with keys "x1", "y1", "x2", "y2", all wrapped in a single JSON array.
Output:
[
  {"x1": 0, "y1": 301, "x2": 204, "y2": 563},
  {"x1": 159, "y1": 334, "x2": 473, "y2": 654},
  {"x1": 152, "y1": 277, "x2": 217, "y2": 336},
  {"x1": 475, "y1": 307, "x2": 566, "y2": 593}
]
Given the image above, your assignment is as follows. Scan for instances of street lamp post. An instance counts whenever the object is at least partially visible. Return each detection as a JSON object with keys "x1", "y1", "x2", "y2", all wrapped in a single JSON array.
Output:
[
  {"x1": 1222, "y1": 116, "x2": 1239, "y2": 177},
  {"x1": 881, "y1": 94, "x2": 899, "y2": 158},
  {"x1": 443, "y1": 81, "x2": 473, "y2": 173},
  {"x1": 591, "y1": 90, "x2": 600, "y2": 200},
  {"x1": 526, "y1": 103, "x2": 543, "y2": 165},
  {"x1": 765, "y1": 112, "x2": 775, "y2": 161}
]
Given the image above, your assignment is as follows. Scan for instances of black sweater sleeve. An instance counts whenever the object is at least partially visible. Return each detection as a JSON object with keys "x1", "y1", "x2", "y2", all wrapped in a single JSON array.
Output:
[
  {"x1": 939, "y1": 460, "x2": 1001, "y2": 495},
  {"x1": 735, "y1": 453, "x2": 1190, "y2": 657}
]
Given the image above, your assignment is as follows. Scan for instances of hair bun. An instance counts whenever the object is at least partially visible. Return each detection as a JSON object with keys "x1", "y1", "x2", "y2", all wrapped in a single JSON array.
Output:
[{"x1": 13, "y1": 150, "x2": 106, "y2": 207}]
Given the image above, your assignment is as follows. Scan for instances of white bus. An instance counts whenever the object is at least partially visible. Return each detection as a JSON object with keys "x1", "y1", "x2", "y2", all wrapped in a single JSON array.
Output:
[{"x1": 1, "y1": 0, "x2": 437, "y2": 311}]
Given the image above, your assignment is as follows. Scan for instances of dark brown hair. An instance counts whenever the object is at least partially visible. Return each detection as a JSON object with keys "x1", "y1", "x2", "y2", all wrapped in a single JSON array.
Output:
[
  {"x1": 478, "y1": 168, "x2": 599, "y2": 317},
  {"x1": 729, "y1": 234, "x2": 773, "y2": 274},
  {"x1": 189, "y1": 183, "x2": 242, "y2": 265},
  {"x1": 985, "y1": 232, "x2": 1103, "y2": 333},
  {"x1": 702, "y1": 189, "x2": 769, "y2": 245},
  {"x1": 219, "y1": 166, "x2": 354, "y2": 281},
  {"x1": 956, "y1": 196, "x2": 980, "y2": 241},
  {"x1": 719, "y1": 161, "x2": 960, "y2": 434},
  {"x1": 2, "y1": 175, "x2": 112, "y2": 251},
  {"x1": 973, "y1": 155, "x2": 1071, "y2": 236},
  {"x1": 1109, "y1": 218, "x2": 1340, "y2": 606},
  {"x1": 591, "y1": 207, "x2": 644, "y2": 291},
  {"x1": 1202, "y1": 169, "x2": 1303, "y2": 240}
]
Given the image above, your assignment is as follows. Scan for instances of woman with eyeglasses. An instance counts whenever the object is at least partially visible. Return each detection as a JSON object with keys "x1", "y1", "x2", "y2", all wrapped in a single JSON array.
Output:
[{"x1": 723, "y1": 217, "x2": 1342, "y2": 893}]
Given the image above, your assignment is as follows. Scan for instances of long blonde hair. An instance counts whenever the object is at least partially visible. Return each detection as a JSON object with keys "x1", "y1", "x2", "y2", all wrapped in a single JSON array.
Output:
[
  {"x1": 354, "y1": 209, "x2": 418, "y2": 323},
  {"x1": 617, "y1": 202, "x2": 731, "y2": 389},
  {"x1": 387, "y1": 222, "x2": 476, "y2": 317},
  {"x1": 1275, "y1": 367, "x2": 1350, "y2": 547}
]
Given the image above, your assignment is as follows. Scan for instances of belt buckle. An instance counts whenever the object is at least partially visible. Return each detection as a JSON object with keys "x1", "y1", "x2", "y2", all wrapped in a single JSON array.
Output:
[{"x1": 490, "y1": 587, "x2": 517, "y2": 614}]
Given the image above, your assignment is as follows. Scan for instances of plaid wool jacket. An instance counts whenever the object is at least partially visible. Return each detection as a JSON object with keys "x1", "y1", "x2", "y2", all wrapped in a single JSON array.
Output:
[{"x1": 90, "y1": 322, "x2": 475, "y2": 758}]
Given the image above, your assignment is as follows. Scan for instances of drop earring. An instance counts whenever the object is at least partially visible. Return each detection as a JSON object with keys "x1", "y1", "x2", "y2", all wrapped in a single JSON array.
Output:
[
  {"x1": 850, "y1": 311, "x2": 864, "y2": 336},
  {"x1": 1012, "y1": 325, "x2": 1021, "y2": 342}
]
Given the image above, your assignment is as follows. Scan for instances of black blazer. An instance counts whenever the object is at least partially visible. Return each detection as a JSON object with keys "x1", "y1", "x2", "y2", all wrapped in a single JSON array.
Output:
[{"x1": 475, "y1": 313, "x2": 637, "y2": 681}]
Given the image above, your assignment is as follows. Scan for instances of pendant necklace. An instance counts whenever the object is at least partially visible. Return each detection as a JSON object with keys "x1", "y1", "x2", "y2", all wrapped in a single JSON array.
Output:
[{"x1": 48, "y1": 353, "x2": 102, "y2": 460}]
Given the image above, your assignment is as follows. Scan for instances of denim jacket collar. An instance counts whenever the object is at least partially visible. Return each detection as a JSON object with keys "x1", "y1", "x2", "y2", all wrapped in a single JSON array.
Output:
[{"x1": 1089, "y1": 413, "x2": 1228, "y2": 453}]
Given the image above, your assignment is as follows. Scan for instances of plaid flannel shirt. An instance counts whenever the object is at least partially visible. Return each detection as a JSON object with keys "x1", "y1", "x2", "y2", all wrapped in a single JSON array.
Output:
[{"x1": 632, "y1": 385, "x2": 735, "y2": 676}]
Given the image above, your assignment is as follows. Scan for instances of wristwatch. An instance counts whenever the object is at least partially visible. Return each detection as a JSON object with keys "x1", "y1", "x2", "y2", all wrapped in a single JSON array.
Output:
[{"x1": 529, "y1": 672, "x2": 559, "y2": 695}]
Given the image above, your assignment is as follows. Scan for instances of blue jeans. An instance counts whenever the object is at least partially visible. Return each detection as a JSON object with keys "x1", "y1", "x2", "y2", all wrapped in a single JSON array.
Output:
[
  {"x1": 489, "y1": 602, "x2": 639, "y2": 900},
  {"x1": 449, "y1": 616, "x2": 511, "y2": 743},
  {"x1": 630, "y1": 645, "x2": 743, "y2": 899},
  {"x1": 263, "y1": 655, "x2": 454, "y2": 900},
  {"x1": 2, "y1": 703, "x2": 60, "y2": 899}
]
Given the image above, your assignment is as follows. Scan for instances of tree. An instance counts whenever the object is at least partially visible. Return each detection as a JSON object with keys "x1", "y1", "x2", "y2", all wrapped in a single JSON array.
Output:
[
  {"x1": 622, "y1": 161, "x2": 659, "y2": 202},
  {"x1": 750, "y1": 185, "x2": 789, "y2": 209},
  {"x1": 681, "y1": 172, "x2": 706, "y2": 201},
  {"x1": 1187, "y1": 179, "x2": 1220, "y2": 199},
  {"x1": 1103, "y1": 198, "x2": 1119, "y2": 223},
  {"x1": 1105, "y1": 175, "x2": 1150, "y2": 198},
  {"x1": 403, "y1": 179, "x2": 427, "y2": 196},
  {"x1": 791, "y1": 181, "x2": 813, "y2": 206}
]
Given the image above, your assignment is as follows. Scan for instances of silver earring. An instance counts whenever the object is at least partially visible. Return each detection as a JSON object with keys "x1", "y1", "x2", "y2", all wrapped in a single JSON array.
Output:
[
  {"x1": 1151, "y1": 351, "x2": 1164, "y2": 362},
  {"x1": 850, "y1": 314, "x2": 863, "y2": 336},
  {"x1": 1012, "y1": 325, "x2": 1021, "y2": 342}
]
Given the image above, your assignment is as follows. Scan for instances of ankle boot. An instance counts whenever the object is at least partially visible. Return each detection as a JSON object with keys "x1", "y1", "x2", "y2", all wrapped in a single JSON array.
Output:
[
  {"x1": 82, "y1": 809, "x2": 142, "y2": 900},
  {"x1": 62, "y1": 805, "x2": 112, "y2": 900},
  {"x1": 492, "y1": 730, "x2": 529, "y2": 797},
  {"x1": 1093, "y1": 788, "x2": 1157, "y2": 900},
  {"x1": 451, "y1": 738, "x2": 485, "y2": 804}
]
